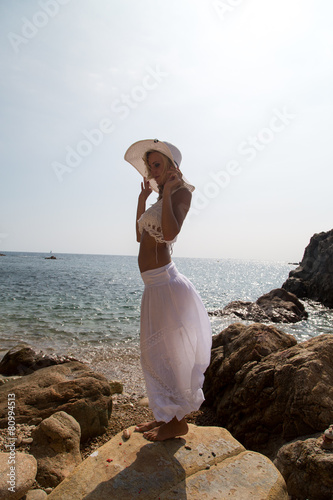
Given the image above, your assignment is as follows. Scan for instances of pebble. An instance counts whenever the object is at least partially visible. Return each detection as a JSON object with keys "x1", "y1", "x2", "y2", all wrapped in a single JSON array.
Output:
[
  {"x1": 321, "y1": 425, "x2": 333, "y2": 449},
  {"x1": 324, "y1": 426, "x2": 333, "y2": 440},
  {"x1": 109, "y1": 379, "x2": 123, "y2": 391},
  {"x1": 122, "y1": 429, "x2": 131, "y2": 439},
  {"x1": 25, "y1": 489, "x2": 48, "y2": 500},
  {"x1": 138, "y1": 397, "x2": 149, "y2": 407},
  {"x1": 22, "y1": 437, "x2": 34, "y2": 445}
]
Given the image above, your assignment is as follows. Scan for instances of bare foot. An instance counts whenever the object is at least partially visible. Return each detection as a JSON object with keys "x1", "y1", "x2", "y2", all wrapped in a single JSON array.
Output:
[
  {"x1": 135, "y1": 420, "x2": 163, "y2": 433},
  {"x1": 143, "y1": 417, "x2": 188, "y2": 442}
]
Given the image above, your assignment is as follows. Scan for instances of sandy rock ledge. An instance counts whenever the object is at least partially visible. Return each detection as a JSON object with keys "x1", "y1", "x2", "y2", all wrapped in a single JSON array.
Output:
[{"x1": 48, "y1": 424, "x2": 288, "y2": 500}]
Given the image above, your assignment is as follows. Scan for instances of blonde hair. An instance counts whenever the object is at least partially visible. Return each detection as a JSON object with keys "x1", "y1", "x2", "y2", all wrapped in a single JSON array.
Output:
[{"x1": 143, "y1": 150, "x2": 184, "y2": 198}]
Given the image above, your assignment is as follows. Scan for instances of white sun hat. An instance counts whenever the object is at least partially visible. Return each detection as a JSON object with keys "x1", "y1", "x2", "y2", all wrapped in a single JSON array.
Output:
[{"x1": 124, "y1": 138, "x2": 195, "y2": 193}]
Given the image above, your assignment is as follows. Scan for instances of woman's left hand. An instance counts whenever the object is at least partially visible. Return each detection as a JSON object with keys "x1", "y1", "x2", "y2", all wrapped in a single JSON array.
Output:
[{"x1": 164, "y1": 168, "x2": 182, "y2": 194}]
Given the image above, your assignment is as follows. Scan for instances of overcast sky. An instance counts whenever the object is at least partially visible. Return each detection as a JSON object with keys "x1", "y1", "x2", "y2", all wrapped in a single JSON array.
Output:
[{"x1": 1, "y1": 0, "x2": 332, "y2": 261}]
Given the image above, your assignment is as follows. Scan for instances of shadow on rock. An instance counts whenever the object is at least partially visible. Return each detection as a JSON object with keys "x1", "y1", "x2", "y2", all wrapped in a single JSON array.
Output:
[{"x1": 83, "y1": 438, "x2": 187, "y2": 500}]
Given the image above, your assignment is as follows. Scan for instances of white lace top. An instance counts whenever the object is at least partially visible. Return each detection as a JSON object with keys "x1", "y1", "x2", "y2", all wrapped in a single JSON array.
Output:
[{"x1": 137, "y1": 198, "x2": 177, "y2": 245}]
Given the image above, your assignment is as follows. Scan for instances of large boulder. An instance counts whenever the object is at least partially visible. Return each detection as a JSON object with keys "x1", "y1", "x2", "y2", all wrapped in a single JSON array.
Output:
[
  {"x1": 48, "y1": 424, "x2": 288, "y2": 500},
  {"x1": 0, "y1": 345, "x2": 77, "y2": 376},
  {"x1": 0, "y1": 452, "x2": 37, "y2": 500},
  {"x1": 282, "y1": 229, "x2": 333, "y2": 308},
  {"x1": 204, "y1": 322, "x2": 297, "y2": 395},
  {"x1": 204, "y1": 324, "x2": 333, "y2": 449},
  {"x1": 30, "y1": 411, "x2": 82, "y2": 487},
  {"x1": 274, "y1": 435, "x2": 333, "y2": 500},
  {"x1": 0, "y1": 362, "x2": 112, "y2": 442},
  {"x1": 210, "y1": 288, "x2": 307, "y2": 323}
]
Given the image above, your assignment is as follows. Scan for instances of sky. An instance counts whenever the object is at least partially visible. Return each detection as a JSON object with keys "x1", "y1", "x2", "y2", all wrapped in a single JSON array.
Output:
[{"x1": 1, "y1": 0, "x2": 332, "y2": 261}]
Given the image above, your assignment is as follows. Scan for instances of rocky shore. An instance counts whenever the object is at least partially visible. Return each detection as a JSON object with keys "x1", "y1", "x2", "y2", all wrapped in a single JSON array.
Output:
[
  {"x1": 0, "y1": 345, "x2": 223, "y2": 499},
  {"x1": 0, "y1": 330, "x2": 332, "y2": 499},
  {"x1": 0, "y1": 342, "x2": 290, "y2": 499}
]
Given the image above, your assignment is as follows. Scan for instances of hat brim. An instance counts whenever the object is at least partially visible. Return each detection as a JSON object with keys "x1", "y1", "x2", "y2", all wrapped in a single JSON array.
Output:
[{"x1": 124, "y1": 139, "x2": 194, "y2": 193}]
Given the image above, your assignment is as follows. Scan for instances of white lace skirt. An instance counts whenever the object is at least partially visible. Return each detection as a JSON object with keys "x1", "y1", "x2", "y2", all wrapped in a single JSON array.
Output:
[{"x1": 140, "y1": 261, "x2": 212, "y2": 423}]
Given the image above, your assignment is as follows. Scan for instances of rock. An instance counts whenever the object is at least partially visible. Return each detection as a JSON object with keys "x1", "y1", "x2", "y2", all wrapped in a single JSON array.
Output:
[
  {"x1": 122, "y1": 428, "x2": 131, "y2": 439},
  {"x1": 210, "y1": 288, "x2": 307, "y2": 323},
  {"x1": 109, "y1": 380, "x2": 123, "y2": 395},
  {"x1": 45, "y1": 255, "x2": 56, "y2": 259},
  {"x1": 0, "y1": 452, "x2": 37, "y2": 500},
  {"x1": 256, "y1": 288, "x2": 307, "y2": 322},
  {"x1": 282, "y1": 229, "x2": 333, "y2": 308},
  {"x1": 204, "y1": 324, "x2": 333, "y2": 449},
  {"x1": 21, "y1": 437, "x2": 33, "y2": 445},
  {"x1": 138, "y1": 397, "x2": 149, "y2": 407},
  {"x1": 30, "y1": 411, "x2": 82, "y2": 487},
  {"x1": 0, "y1": 345, "x2": 78, "y2": 376},
  {"x1": 274, "y1": 435, "x2": 333, "y2": 500},
  {"x1": 25, "y1": 489, "x2": 48, "y2": 500},
  {"x1": 321, "y1": 424, "x2": 333, "y2": 450},
  {"x1": 204, "y1": 323, "x2": 297, "y2": 396},
  {"x1": 0, "y1": 361, "x2": 112, "y2": 441},
  {"x1": 47, "y1": 424, "x2": 288, "y2": 499}
]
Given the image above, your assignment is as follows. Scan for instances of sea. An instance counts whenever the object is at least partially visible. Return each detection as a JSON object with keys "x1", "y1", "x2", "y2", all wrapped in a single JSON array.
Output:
[{"x1": 0, "y1": 252, "x2": 332, "y2": 373}]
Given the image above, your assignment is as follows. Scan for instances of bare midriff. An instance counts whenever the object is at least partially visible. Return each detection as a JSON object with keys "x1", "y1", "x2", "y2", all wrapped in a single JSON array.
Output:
[{"x1": 138, "y1": 229, "x2": 171, "y2": 273}]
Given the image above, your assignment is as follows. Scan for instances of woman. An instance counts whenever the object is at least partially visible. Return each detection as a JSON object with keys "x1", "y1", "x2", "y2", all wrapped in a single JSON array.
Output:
[{"x1": 124, "y1": 139, "x2": 212, "y2": 441}]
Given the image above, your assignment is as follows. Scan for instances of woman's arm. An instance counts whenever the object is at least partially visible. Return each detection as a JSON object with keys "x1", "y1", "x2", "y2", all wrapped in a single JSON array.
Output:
[
  {"x1": 161, "y1": 173, "x2": 192, "y2": 241},
  {"x1": 136, "y1": 179, "x2": 152, "y2": 242}
]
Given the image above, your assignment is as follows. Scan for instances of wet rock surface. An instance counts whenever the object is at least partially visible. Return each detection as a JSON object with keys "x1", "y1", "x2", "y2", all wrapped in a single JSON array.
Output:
[
  {"x1": 0, "y1": 345, "x2": 78, "y2": 376},
  {"x1": 210, "y1": 288, "x2": 307, "y2": 323}
]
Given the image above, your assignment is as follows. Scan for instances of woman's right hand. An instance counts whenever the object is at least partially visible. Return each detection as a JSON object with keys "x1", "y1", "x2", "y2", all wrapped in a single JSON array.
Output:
[{"x1": 139, "y1": 178, "x2": 152, "y2": 201}]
